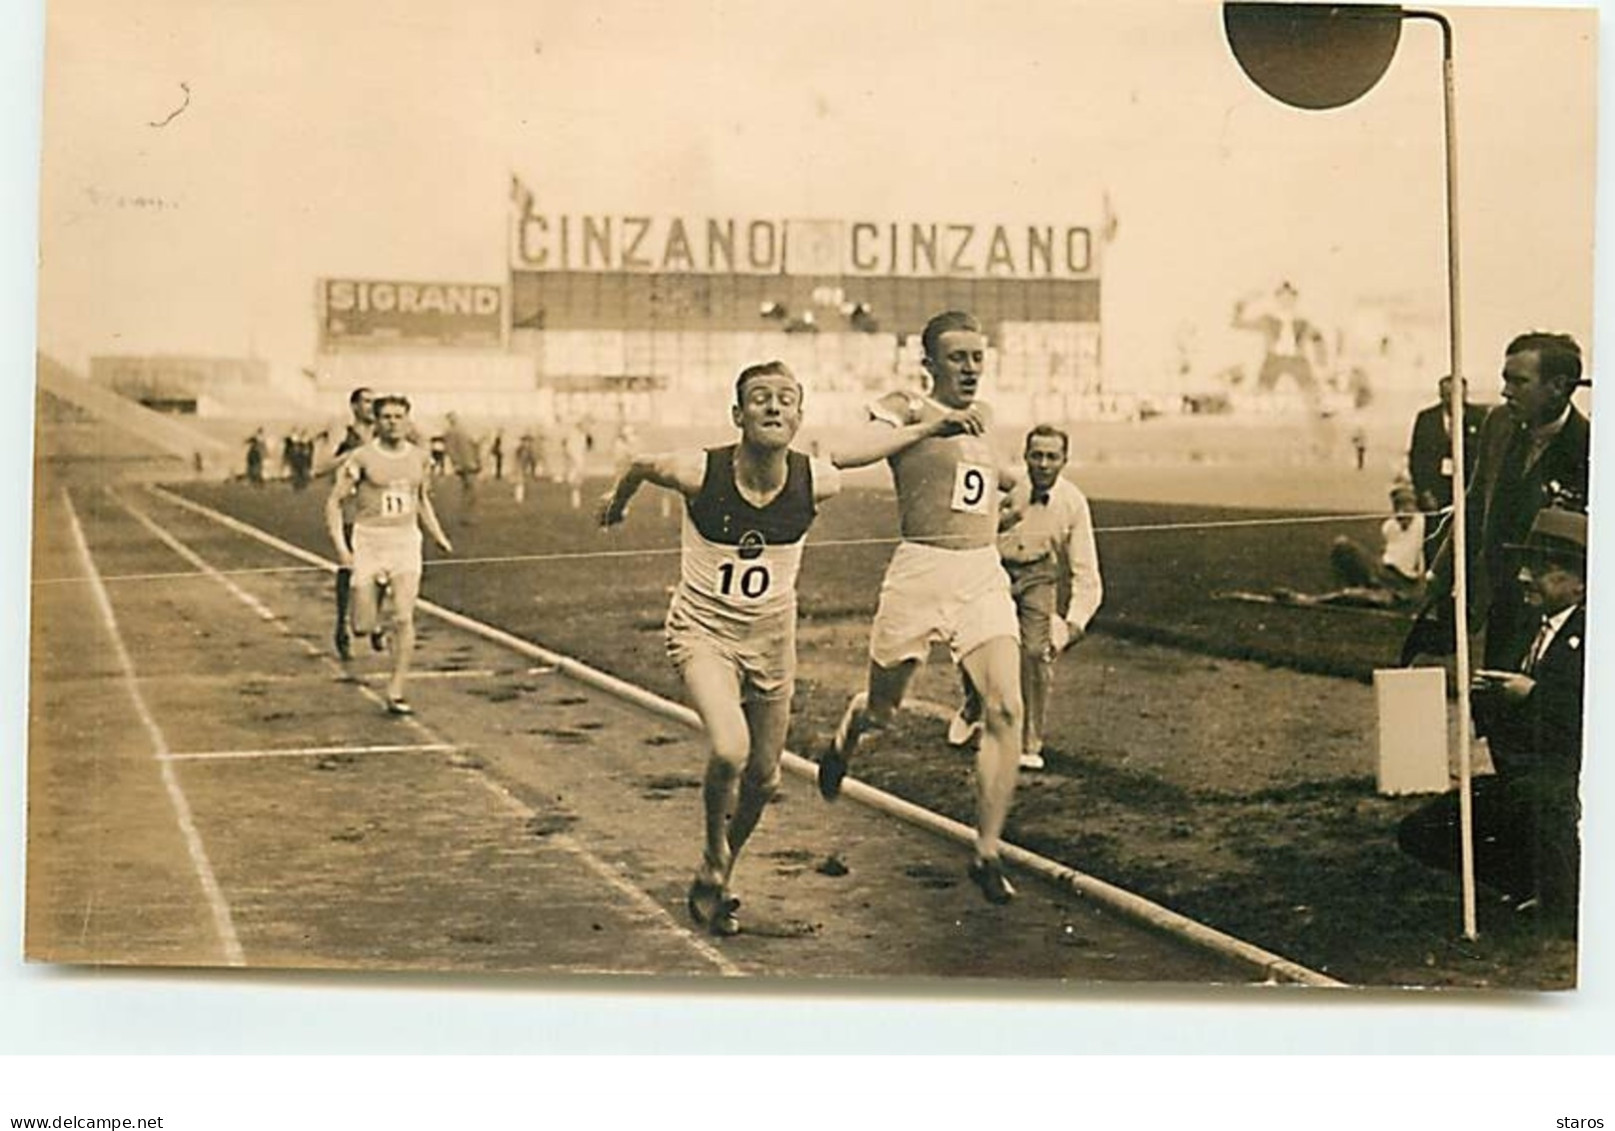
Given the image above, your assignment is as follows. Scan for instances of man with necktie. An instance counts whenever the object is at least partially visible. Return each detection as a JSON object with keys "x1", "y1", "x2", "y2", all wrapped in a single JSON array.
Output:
[
  {"x1": 1397, "y1": 506, "x2": 1588, "y2": 927},
  {"x1": 1415, "y1": 331, "x2": 1590, "y2": 668},
  {"x1": 948, "y1": 424, "x2": 1103, "y2": 771}
]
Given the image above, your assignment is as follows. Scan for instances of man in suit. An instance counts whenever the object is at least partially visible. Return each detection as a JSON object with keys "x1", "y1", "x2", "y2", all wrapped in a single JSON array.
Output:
[
  {"x1": 1397, "y1": 506, "x2": 1588, "y2": 924},
  {"x1": 1420, "y1": 332, "x2": 1590, "y2": 669},
  {"x1": 1407, "y1": 375, "x2": 1486, "y2": 563}
]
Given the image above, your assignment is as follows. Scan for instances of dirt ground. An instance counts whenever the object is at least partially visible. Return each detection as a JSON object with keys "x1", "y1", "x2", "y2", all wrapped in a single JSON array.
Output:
[
  {"x1": 791, "y1": 621, "x2": 1579, "y2": 990},
  {"x1": 161, "y1": 477, "x2": 1581, "y2": 990}
]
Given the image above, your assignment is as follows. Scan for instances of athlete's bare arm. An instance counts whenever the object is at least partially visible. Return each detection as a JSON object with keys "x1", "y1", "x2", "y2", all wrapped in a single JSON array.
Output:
[
  {"x1": 324, "y1": 460, "x2": 356, "y2": 567},
  {"x1": 811, "y1": 459, "x2": 845, "y2": 505},
  {"x1": 598, "y1": 450, "x2": 706, "y2": 526},
  {"x1": 416, "y1": 482, "x2": 453, "y2": 554},
  {"x1": 829, "y1": 406, "x2": 985, "y2": 470}
]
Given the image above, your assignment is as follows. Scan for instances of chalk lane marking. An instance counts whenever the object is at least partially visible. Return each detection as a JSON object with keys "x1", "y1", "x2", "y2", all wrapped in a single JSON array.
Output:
[
  {"x1": 62, "y1": 489, "x2": 246, "y2": 966},
  {"x1": 161, "y1": 742, "x2": 461, "y2": 763},
  {"x1": 116, "y1": 488, "x2": 744, "y2": 977}
]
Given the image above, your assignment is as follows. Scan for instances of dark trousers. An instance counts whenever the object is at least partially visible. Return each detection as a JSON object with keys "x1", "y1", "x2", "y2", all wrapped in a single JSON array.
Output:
[
  {"x1": 1397, "y1": 769, "x2": 1580, "y2": 916},
  {"x1": 334, "y1": 522, "x2": 354, "y2": 642}
]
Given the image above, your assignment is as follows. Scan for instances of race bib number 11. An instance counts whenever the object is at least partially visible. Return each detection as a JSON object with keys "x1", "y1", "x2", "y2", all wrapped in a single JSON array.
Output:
[
  {"x1": 381, "y1": 487, "x2": 413, "y2": 517},
  {"x1": 950, "y1": 462, "x2": 993, "y2": 515}
]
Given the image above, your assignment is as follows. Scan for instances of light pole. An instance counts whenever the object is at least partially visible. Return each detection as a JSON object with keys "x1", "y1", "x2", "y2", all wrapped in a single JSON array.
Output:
[{"x1": 1224, "y1": 2, "x2": 1479, "y2": 939}]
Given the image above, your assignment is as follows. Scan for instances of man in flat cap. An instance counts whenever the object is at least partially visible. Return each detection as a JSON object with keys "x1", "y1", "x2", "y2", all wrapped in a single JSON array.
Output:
[{"x1": 1398, "y1": 506, "x2": 1588, "y2": 927}]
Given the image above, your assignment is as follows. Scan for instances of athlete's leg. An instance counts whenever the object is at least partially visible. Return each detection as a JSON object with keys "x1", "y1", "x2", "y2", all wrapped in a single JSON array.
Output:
[
  {"x1": 349, "y1": 566, "x2": 382, "y2": 637},
  {"x1": 959, "y1": 634, "x2": 1025, "y2": 868},
  {"x1": 1014, "y1": 584, "x2": 1056, "y2": 764},
  {"x1": 385, "y1": 569, "x2": 423, "y2": 706},
  {"x1": 729, "y1": 693, "x2": 790, "y2": 865},
  {"x1": 679, "y1": 650, "x2": 751, "y2": 887},
  {"x1": 1021, "y1": 645, "x2": 1053, "y2": 762},
  {"x1": 820, "y1": 658, "x2": 916, "y2": 801},
  {"x1": 334, "y1": 567, "x2": 354, "y2": 656},
  {"x1": 948, "y1": 664, "x2": 984, "y2": 747}
]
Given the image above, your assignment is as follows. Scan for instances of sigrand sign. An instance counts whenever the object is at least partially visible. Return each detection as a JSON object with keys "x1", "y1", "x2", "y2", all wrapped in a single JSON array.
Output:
[
  {"x1": 319, "y1": 279, "x2": 505, "y2": 347},
  {"x1": 508, "y1": 210, "x2": 1097, "y2": 279}
]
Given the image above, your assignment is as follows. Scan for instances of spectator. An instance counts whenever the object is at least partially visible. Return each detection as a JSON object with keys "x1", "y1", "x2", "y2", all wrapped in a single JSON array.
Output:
[
  {"x1": 245, "y1": 428, "x2": 267, "y2": 486},
  {"x1": 1397, "y1": 506, "x2": 1587, "y2": 926},
  {"x1": 1407, "y1": 374, "x2": 1485, "y2": 563},
  {"x1": 1320, "y1": 478, "x2": 1426, "y2": 608},
  {"x1": 1419, "y1": 332, "x2": 1590, "y2": 668},
  {"x1": 443, "y1": 412, "x2": 483, "y2": 517},
  {"x1": 514, "y1": 431, "x2": 537, "y2": 503}
]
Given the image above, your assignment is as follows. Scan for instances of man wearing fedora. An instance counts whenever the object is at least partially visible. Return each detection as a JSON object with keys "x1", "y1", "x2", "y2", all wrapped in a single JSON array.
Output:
[{"x1": 1398, "y1": 506, "x2": 1588, "y2": 926}]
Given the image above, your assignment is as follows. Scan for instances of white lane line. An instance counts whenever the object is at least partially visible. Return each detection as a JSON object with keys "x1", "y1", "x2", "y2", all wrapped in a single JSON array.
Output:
[
  {"x1": 150, "y1": 483, "x2": 1344, "y2": 987},
  {"x1": 62, "y1": 489, "x2": 246, "y2": 967},
  {"x1": 162, "y1": 743, "x2": 460, "y2": 763},
  {"x1": 467, "y1": 770, "x2": 744, "y2": 977},
  {"x1": 46, "y1": 666, "x2": 556, "y2": 690},
  {"x1": 121, "y1": 489, "x2": 744, "y2": 977}
]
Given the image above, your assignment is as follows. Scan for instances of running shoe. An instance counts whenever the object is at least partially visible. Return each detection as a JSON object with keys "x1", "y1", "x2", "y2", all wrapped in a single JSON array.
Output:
[
  {"x1": 687, "y1": 877, "x2": 741, "y2": 937},
  {"x1": 1018, "y1": 750, "x2": 1046, "y2": 771},
  {"x1": 967, "y1": 856, "x2": 1017, "y2": 905},
  {"x1": 385, "y1": 697, "x2": 414, "y2": 717},
  {"x1": 818, "y1": 693, "x2": 866, "y2": 802},
  {"x1": 947, "y1": 709, "x2": 983, "y2": 748}
]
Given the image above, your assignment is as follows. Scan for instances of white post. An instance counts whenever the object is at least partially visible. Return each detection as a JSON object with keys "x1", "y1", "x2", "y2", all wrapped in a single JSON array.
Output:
[{"x1": 1410, "y1": 8, "x2": 1478, "y2": 940}]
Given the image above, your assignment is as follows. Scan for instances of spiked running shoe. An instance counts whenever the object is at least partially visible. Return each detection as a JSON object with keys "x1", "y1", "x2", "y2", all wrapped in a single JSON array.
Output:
[
  {"x1": 968, "y1": 856, "x2": 1017, "y2": 905},
  {"x1": 818, "y1": 693, "x2": 867, "y2": 801},
  {"x1": 687, "y1": 877, "x2": 741, "y2": 937},
  {"x1": 947, "y1": 708, "x2": 983, "y2": 748}
]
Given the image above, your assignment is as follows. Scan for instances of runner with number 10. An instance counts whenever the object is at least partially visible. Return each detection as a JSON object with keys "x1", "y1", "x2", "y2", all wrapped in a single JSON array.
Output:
[{"x1": 598, "y1": 361, "x2": 842, "y2": 937}]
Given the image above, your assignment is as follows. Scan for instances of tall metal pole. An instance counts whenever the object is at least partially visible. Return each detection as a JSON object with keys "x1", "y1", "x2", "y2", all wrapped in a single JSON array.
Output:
[{"x1": 1407, "y1": 9, "x2": 1477, "y2": 940}]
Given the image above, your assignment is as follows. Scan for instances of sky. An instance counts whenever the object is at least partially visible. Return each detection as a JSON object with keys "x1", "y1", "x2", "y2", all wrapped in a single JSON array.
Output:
[{"x1": 32, "y1": 0, "x2": 1599, "y2": 403}]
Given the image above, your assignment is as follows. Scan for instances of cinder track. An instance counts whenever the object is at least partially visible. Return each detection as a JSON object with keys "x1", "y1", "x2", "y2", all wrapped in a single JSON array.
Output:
[{"x1": 27, "y1": 480, "x2": 1336, "y2": 985}]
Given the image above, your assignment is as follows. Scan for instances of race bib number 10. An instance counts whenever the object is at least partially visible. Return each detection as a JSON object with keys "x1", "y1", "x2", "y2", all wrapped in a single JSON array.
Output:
[
  {"x1": 716, "y1": 560, "x2": 772, "y2": 600},
  {"x1": 950, "y1": 462, "x2": 994, "y2": 515}
]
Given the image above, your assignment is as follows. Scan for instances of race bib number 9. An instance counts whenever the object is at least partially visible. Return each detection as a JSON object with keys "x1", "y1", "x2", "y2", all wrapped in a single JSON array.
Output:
[
  {"x1": 950, "y1": 462, "x2": 993, "y2": 515},
  {"x1": 380, "y1": 487, "x2": 413, "y2": 517}
]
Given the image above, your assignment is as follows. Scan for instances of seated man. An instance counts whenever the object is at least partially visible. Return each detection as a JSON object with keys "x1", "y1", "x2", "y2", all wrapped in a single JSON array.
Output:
[
  {"x1": 1321, "y1": 478, "x2": 1426, "y2": 608},
  {"x1": 1396, "y1": 506, "x2": 1587, "y2": 927}
]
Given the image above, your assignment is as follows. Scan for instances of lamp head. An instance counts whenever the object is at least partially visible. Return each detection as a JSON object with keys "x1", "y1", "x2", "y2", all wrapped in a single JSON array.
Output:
[{"x1": 1224, "y1": 3, "x2": 1404, "y2": 110}]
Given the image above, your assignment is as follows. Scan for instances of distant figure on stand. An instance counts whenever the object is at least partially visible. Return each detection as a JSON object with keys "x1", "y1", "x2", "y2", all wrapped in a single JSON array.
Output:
[
  {"x1": 514, "y1": 431, "x2": 537, "y2": 503},
  {"x1": 245, "y1": 428, "x2": 267, "y2": 486},
  {"x1": 443, "y1": 412, "x2": 483, "y2": 520},
  {"x1": 561, "y1": 421, "x2": 589, "y2": 510},
  {"x1": 1231, "y1": 281, "x2": 1328, "y2": 403}
]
